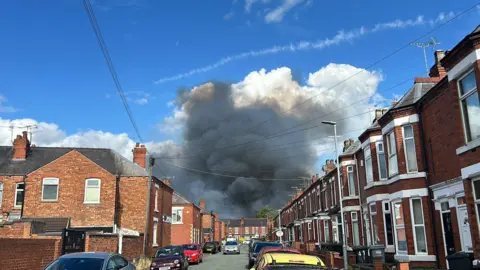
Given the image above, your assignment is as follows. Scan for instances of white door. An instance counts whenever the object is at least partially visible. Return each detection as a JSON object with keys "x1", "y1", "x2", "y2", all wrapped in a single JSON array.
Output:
[{"x1": 457, "y1": 206, "x2": 473, "y2": 252}]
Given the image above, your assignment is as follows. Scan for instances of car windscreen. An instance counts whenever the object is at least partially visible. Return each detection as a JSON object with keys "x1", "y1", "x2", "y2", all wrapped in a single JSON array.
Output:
[
  {"x1": 204, "y1": 242, "x2": 215, "y2": 247},
  {"x1": 45, "y1": 257, "x2": 104, "y2": 270},
  {"x1": 226, "y1": 241, "x2": 238, "y2": 245},
  {"x1": 155, "y1": 246, "x2": 182, "y2": 256},
  {"x1": 254, "y1": 242, "x2": 283, "y2": 253},
  {"x1": 182, "y1": 244, "x2": 198, "y2": 250}
]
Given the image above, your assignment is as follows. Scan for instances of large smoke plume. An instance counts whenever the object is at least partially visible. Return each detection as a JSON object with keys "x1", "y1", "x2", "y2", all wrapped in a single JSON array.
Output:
[{"x1": 153, "y1": 64, "x2": 383, "y2": 217}]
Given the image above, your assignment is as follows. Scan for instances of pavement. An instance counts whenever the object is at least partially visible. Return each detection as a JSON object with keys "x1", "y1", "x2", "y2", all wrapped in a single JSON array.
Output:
[{"x1": 190, "y1": 245, "x2": 249, "y2": 270}]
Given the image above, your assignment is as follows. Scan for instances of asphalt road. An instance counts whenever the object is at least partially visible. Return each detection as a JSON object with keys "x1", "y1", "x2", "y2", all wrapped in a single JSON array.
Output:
[{"x1": 190, "y1": 245, "x2": 249, "y2": 270}]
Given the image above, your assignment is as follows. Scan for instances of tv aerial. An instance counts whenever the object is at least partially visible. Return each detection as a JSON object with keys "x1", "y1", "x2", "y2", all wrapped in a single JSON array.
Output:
[{"x1": 410, "y1": 37, "x2": 440, "y2": 74}]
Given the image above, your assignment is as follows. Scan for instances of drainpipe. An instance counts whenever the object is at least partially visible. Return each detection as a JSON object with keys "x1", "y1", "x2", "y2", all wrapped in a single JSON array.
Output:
[
  {"x1": 114, "y1": 176, "x2": 121, "y2": 254},
  {"x1": 20, "y1": 175, "x2": 26, "y2": 218},
  {"x1": 417, "y1": 104, "x2": 440, "y2": 268}
]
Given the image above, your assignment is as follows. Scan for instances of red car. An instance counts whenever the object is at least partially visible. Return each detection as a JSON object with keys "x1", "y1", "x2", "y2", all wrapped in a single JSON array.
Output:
[{"x1": 182, "y1": 243, "x2": 203, "y2": 264}]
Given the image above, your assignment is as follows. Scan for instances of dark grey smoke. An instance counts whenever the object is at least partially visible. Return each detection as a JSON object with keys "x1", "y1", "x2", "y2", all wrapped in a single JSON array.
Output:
[{"x1": 152, "y1": 77, "x2": 376, "y2": 217}]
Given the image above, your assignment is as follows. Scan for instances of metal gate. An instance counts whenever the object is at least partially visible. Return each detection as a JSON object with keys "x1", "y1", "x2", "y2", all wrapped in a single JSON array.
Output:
[{"x1": 62, "y1": 229, "x2": 86, "y2": 254}]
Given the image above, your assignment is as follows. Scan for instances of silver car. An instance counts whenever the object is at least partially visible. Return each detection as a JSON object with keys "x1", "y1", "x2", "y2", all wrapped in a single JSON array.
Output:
[
  {"x1": 44, "y1": 252, "x2": 136, "y2": 270},
  {"x1": 223, "y1": 240, "x2": 240, "y2": 255}
]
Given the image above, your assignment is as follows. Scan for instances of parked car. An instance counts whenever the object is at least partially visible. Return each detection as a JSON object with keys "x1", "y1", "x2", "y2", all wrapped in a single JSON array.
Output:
[
  {"x1": 182, "y1": 243, "x2": 203, "y2": 264},
  {"x1": 223, "y1": 240, "x2": 240, "y2": 255},
  {"x1": 203, "y1": 241, "x2": 218, "y2": 254},
  {"x1": 151, "y1": 245, "x2": 189, "y2": 270},
  {"x1": 243, "y1": 240, "x2": 251, "y2": 245},
  {"x1": 251, "y1": 246, "x2": 302, "y2": 269},
  {"x1": 248, "y1": 241, "x2": 283, "y2": 268},
  {"x1": 44, "y1": 252, "x2": 135, "y2": 270},
  {"x1": 214, "y1": 241, "x2": 222, "y2": 252},
  {"x1": 249, "y1": 253, "x2": 326, "y2": 270},
  {"x1": 248, "y1": 238, "x2": 262, "y2": 252}
]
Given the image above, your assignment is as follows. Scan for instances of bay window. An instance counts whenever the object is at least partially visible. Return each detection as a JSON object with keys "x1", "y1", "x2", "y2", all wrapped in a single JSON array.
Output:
[
  {"x1": 376, "y1": 141, "x2": 387, "y2": 180},
  {"x1": 393, "y1": 201, "x2": 407, "y2": 253},
  {"x1": 458, "y1": 70, "x2": 480, "y2": 142},
  {"x1": 473, "y1": 180, "x2": 480, "y2": 229},
  {"x1": 403, "y1": 125, "x2": 418, "y2": 172},
  {"x1": 387, "y1": 132, "x2": 398, "y2": 176},
  {"x1": 383, "y1": 201, "x2": 394, "y2": 248},
  {"x1": 364, "y1": 146, "x2": 373, "y2": 183},
  {"x1": 370, "y1": 203, "x2": 379, "y2": 244},
  {"x1": 411, "y1": 198, "x2": 427, "y2": 254},
  {"x1": 324, "y1": 220, "x2": 330, "y2": 242},
  {"x1": 347, "y1": 166, "x2": 355, "y2": 196}
]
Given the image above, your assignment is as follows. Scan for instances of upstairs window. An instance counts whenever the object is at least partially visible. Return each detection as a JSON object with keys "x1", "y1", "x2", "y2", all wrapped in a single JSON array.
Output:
[
  {"x1": 172, "y1": 207, "x2": 183, "y2": 224},
  {"x1": 84, "y1": 179, "x2": 100, "y2": 204},
  {"x1": 376, "y1": 141, "x2": 387, "y2": 180},
  {"x1": 15, "y1": 182, "x2": 25, "y2": 208},
  {"x1": 42, "y1": 178, "x2": 59, "y2": 201},
  {"x1": 364, "y1": 146, "x2": 373, "y2": 183},
  {"x1": 458, "y1": 71, "x2": 480, "y2": 142},
  {"x1": 403, "y1": 125, "x2": 418, "y2": 172},
  {"x1": 387, "y1": 132, "x2": 399, "y2": 176},
  {"x1": 347, "y1": 166, "x2": 355, "y2": 196}
]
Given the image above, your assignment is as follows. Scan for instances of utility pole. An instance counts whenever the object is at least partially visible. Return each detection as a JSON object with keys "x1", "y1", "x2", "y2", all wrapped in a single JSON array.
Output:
[
  {"x1": 410, "y1": 37, "x2": 440, "y2": 74},
  {"x1": 143, "y1": 156, "x2": 155, "y2": 255}
]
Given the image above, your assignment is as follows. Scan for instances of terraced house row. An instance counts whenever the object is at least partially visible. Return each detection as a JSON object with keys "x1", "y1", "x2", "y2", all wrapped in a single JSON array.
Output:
[{"x1": 273, "y1": 25, "x2": 480, "y2": 269}]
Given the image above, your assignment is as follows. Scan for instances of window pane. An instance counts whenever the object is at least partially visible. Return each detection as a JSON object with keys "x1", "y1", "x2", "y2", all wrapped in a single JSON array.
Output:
[
  {"x1": 474, "y1": 181, "x2": 480, "y2": 200},
  {"x1": 389, "y1": 154, "x2": 398, "y2": 175},
  {"x1": 394, "y1": 203, "x2": 404, "y2": 225},
  {"x1": 366, "y1": 157, "x2": 373, "y2": 183},
  {"x1": 87, "y1": 179, "x2": 99, "y2": 187},
  {"x1": 85, "y1": 187, "x2": 99, "y2": 202},
  {"x1": 415, "y1": 227, "x2": 427, "y2": 253},
  {"x1": 43, "y1": 185, "x2": 58, "y2": 200},
  {"x1": 404, "y1": 125, "x2": 414, "y2": 138},
  {"x1": 378, "y1": 143, "x2": 383, "y2": 152},
  {"x1": 412, "y1": 199, "x2": 424, "y2": 225},
  {"x1": 405, "y1": 139, "x2": 418, "y2": 172},
  {"x1": 396, "y1": 227, "x2": 407, "y2": 251},
  {"x1": 353, "y1": 220, "x2": 360, "y2": 246},
  {"x1": 378, "y1": 152, "x2": 387, "y2": 179},
  {"x1": 17, "y1": 183, "x2": 25, "y2": 190},
  {"x1": 462, "y1": 91, "x2": 480, "y2": 141},
  {"x1": 348, "y1": 171, "x2": 355, "y2": 195},
  {"x1": 459, "y1": 71, "x2": 476, "y2": 95},
  {"x1": 15, "y1": 190, "x2": 24, "y2": 206},
  {"x1": 389, "y1": 133, "x2": 396, "y2": 154}
]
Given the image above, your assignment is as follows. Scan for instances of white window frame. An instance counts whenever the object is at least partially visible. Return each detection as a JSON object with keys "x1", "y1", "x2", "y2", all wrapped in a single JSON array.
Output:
[
  {"x1": 347, "y1": 166, "x2": 355, "y2": 196},
  {"x1": 472, "y1": 179, "x2": 480, "y2": 234},
  {"x1": 14, "y1": 182, "x2": 25, "y2": 208},
  {"x1": 387, "y1": 131, "x2": 399, "y2": 177},
  {"x1": 364, "y1": 146, "x2": 374, "y2": 183},
  {"x1": 402, "y1": 125, "x2": 418, "y2": 173},
  {"x1": 410, "y1": 197, "x2": 428, "y2": 254},
  {"x1": 153, "y1": 217, "x2": 158, "y2": 247},
  {"x1": 245, "y1": 227, "x2": 249, "y2": 234},
  {"x1": 0, "y1": 182, "x2": 3, "y2": 208},
  {"x1": 376, "y1": 141, "x2": 388, "y2": 180},
  {"x1": 351, "y1": 212, "x2": 360, "y2": 246},
  {"x1": 309, "y1": 193, "x2": 312, "y2": 215},
  {"x1": 324, "y1": 189, "x2": 329, "y2": 210},
  {"x1": 392, "y1": 200, "x2": 407, "y2": 255},
  {"x1": 324, "y1": 220, "x2": 330, "y2": 242},
  {"x1": 308, "y1": 222, "x2": 312, "y2": 241},
  {"x1": 154, "y1": 184, "x2": 159, "y2": 212},
  {"x1": 41, "y1": 178, "x2": 59, "y2": 202},
  {"x1": 84, "y1": 178, "x2": 101, "y2": 204},
  {"x1": 382, "y1": 201, "x2": 394, "y2": 248},
  {"x1": 331, "y1": 183, "x2": 335, "y2": 207},
  {"x1": 369, "y1": 203, "x2": 378, "y2": 245},
  {"x1": 172, "y1": 206, "x2": 183, "y2": 224},
  {"x1": 234, "y1": 227, "x2": 239, "y2": 234},
  {"x1": 457, "y1": 70, "x2": 480, "y2": 143}
]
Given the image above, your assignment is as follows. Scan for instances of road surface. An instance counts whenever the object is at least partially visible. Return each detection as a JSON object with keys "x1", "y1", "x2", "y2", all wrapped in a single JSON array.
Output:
[{"x1": 190, "y1": 245, "x2": 249, "y2": 270}]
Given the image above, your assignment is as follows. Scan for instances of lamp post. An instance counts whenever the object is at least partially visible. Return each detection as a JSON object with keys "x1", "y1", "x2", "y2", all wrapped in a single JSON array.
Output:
[{"x1": 322, "y1": 120, "x2": 348, "y2": 270}]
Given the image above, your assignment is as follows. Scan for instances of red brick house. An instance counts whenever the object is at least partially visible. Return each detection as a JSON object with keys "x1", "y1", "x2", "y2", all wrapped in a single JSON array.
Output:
[
  {"x1": 0, "y1": 132, "x2": 173, "y2": 258},
  {"x1": 199, "y1": 200, "x2": 216, "y2": 242},
  {"x1": 223, "y1": 217, "x2": 268, "y2": 240},
  {"x1": 171, "y1": 192, "x2": 202, "y2": 245}
]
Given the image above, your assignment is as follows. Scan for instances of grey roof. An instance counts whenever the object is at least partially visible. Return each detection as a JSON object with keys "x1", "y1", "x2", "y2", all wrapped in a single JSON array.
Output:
[
  {"x1": 244, "y1": 218, "x2": 267, "y2": 226},
  {"x1": 173, "y1": 192, "x2": 193, "y2": 205},
  {"x1": 0, "y1": 146, "x2": 148, "y2": 177},
  {"x1": 339, "y1": 141, "x2": 361, "y2": 157},
  {"x1": 225, "y1": 219, "x2": 242, "y2": 227},
  {"x1": 392, "y1": 82, "x2": 435, "y2": 109}
]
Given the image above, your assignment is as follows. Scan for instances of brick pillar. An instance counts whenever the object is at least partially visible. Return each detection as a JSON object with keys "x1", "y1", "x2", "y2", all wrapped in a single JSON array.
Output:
[
  {"x1": 398, "y1": 261, "x2": 410, "y2": 270},
  {"x1": 373, "y1": 256, "x2": 383, "y2": 270}
]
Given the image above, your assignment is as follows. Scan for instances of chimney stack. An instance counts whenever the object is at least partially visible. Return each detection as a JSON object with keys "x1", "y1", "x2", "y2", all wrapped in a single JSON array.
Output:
[
  {"x1": 13, "y1": 131, "x2": 30, "y2": 160},
  {"x1": 163, "y1": 179, "x2": 170, "y2": 186},
  {"x1": 429, "y1": 50, "x2": 447, "y2": 78},
  {"x1": 199, "y1": 200, "x2": 205, "y2": 209},
  {"x1": 132, "y1": 143, "x2": 147, "y2": 168}
]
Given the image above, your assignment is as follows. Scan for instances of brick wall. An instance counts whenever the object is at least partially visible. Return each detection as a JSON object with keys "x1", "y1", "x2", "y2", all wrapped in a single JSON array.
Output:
[
  {"x1": 122, "y1": 235, "x2": 143, "y2": 261},
  {"x1": 171, "y1": 204, "x2": 194, "y2": 245},
  {"x1": 214, "y1": 220, "x2": 221, "y2": 241},
  {"x1": 24, "y1": 151, "x2": 116, "y2": 227},
  {"x1": 0, "y1": 175, "x2": 26, "y2": 219},
  {"x1": 0, "y1": 221, "x2": 31, "y2": 238},
  {"x1": 0, "y1": 238, "x2": 61, "y2": 270},
  {"x1": 119, "y1": 176, "x2": 148, "y2": 232},
  {"x1": 86, "y1": 234, "x2": 118, "y2": 253}
]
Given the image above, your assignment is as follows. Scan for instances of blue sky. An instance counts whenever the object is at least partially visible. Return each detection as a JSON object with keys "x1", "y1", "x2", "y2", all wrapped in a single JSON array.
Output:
[{"x1": 0, "y1": 0, "x2": 479, "y2": 144}]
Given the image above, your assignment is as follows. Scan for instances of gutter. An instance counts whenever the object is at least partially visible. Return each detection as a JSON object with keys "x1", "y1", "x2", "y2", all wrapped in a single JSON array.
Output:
[{"x1": 417, "y1": 103, "x2": 441, "y2": 268}]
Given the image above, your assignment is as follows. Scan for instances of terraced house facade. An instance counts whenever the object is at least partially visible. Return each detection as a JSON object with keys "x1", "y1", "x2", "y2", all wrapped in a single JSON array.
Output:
[{"x1": 274, "y1": 25, "x2": 480, "y2": 269}]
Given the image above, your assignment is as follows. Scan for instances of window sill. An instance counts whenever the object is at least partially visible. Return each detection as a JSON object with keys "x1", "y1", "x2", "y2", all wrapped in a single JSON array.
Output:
[
  {"x1": 41, "y1": 200, "x2": 58, "y2": 203},
  {"x1": 394, "y1": 254, "x2": 436, "y2": 262},
  {"x1": 342, "y1": 196, "x2": 359, "y2": 201},
  {"x1": 456, "y1": 137, "x2": 480, "y2": 155},
  {"x1": 152, "y1": 244, "x2": 158, "y2": 247},
  {"x1": 84, "y1": 202, "x2": 101, "y2": 205},
  {"x1": 172, "y1": 222, "x2": 183, "y2": 225}
]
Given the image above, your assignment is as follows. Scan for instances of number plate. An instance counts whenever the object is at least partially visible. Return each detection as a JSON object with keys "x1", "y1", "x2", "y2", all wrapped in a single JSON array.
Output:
[{"x1": 158, "y1": 267, "x2": 170, "y2": 270}]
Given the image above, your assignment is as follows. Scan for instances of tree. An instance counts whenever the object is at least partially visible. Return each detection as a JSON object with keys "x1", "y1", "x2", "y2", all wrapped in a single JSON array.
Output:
[{"x1": 256, "y1": 206, "x2": 278, "y2": 219}]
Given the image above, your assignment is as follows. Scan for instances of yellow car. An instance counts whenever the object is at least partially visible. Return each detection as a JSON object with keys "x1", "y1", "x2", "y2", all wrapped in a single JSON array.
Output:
[{"x1": 250, "y1": 253, "x2": 326, "y2": 270}]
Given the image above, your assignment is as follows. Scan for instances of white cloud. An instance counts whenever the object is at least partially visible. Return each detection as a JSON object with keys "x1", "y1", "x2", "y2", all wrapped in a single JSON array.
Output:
[
  {"x1": 265, "y1": 0, "x2": 304, "y2": 24},
  {"x1": 135, "y1": 98, "x2": 148, "y2": 105},
  {"x1": 244, "y1": 0, "x2": 270, "y2": 13},
  {"x1": 154, "y1": 11, "x2": 457, "y2": 83},
  {"x1": 0, "y1": 95, "x2": 18, "y2": 113},
  {"x1": 125, "y1": 91, "x2": 152, "y2": 106},
  {"x1": 224, "y1": 11, "x2": 235, "y2": 20}
]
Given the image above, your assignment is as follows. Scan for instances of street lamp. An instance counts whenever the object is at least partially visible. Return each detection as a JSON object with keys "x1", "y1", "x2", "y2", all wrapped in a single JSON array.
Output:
[{"x1": 321, "y1": 120, "x2": 348, "y2": 270}]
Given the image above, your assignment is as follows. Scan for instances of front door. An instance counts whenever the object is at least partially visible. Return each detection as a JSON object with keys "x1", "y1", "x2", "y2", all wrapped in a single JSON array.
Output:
[
  {"x1": 442, "y1": 211, "x2": 456, "y2": 256},
  {"x1": 457, "y1": 206, "x2": 473, "y2": 252}
]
